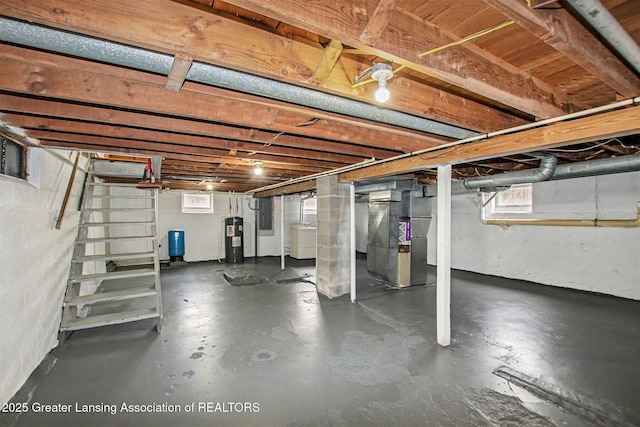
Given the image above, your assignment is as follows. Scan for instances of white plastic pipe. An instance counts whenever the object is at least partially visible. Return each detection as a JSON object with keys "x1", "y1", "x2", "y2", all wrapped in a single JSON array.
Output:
[
  {"x1": 280, "y1": 195, "x2": 285, "y2": 270},
  {"x1": 436, "y1": 164, "x2": 452, "y2": 347},
  {"x1": 350, "y1": 183, "x2": 356, "y2": 303}
]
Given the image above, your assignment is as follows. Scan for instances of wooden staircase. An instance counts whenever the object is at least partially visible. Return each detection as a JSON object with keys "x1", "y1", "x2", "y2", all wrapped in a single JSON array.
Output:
[{"x1": 59, "y1": 171, "x2": 163, "y2": 336}]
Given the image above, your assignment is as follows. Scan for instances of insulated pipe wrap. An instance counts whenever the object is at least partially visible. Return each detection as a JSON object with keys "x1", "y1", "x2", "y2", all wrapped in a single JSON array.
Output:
[{"x1": 0, "y1": 17, "x2": 476, "y2": 140}]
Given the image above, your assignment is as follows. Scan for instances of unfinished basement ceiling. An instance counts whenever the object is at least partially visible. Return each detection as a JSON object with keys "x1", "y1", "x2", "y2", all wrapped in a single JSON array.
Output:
[{"x1": 0, "y1": 0, "x2": 639, "y2": 194}]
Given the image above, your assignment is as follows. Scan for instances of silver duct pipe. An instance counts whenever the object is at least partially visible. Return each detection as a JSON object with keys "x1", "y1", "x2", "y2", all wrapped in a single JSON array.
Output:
[
  {"x1": 0, "y1": 17, "x2": 476, "y2": 140},
  {"x1": 462, "y1": 154, "x2": 557, "y2": 191},
  {"x1": 425, "y1": 154, "x2": 640, "y2": 196},
  {"x1": 550, "y1": 153, "x2": 640, "y2": 181},
  {"x1": 565, "y1": 0, "x2": 640, "y2": 75}
]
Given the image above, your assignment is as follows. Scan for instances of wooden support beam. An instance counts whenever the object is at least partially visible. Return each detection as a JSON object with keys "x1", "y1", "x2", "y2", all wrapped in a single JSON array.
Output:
[
  {"x1": 308, "y1": 40, "x2": 343, "y2": 86},
  {"x1": 0, "y1": 95, "x2": 402, "y2": 159},
  {"x1": 28, "y1": 130, "x2": 344, "y2": 169},
  {"x1": 40, "y1": 141, "x2": 322, "y2": 174},
  {"x1": 481, "y1": 0, "x2": 640, "y2": 97},
  {"x1": 359, "y1": 0, "x2": 401, "y2": 46},
  {"x1": 165, "y1": 54, "x2": 193, "y2": 93},
  {"x1": 253, "y1": 180, "x2": 317, "y2": 198},
  {"x1": 4, "y1": 114, "x2": 368, "y2": 164},
  {"x1": 339, "y1": 105, "x2": 640, "y2": 182}
]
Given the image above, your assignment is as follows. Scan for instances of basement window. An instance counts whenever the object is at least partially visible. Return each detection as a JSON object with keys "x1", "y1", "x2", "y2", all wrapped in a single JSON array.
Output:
[
  {"x1": 482, "y1": 183, "x2": 533, "y2": 217},
  {"x1": 181, "y1": 192, "x2": 214, "y2": 214},
  {"x1": 302, "y1": 196, "x2": 317, "y2": 216},
  {"x1": 1, "y1": 137, "x2": 27, "y2": 180}
]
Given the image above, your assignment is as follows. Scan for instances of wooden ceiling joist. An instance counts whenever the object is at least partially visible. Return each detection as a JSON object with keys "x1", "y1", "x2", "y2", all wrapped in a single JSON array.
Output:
[
  {"x1": 480, "y1": 0, "x2": 640, "y2": 97},
  {"x1": 0, "y1": 95, "x2": 402, "y2": 160},
  {"x1": 0, "y1": 0, "x2": 528, "y2": 132},
  {"x1": 220, "y1": 0, "x2": 587, "y2": 117},
  {"x1": 3, "y1": 114, "x2": 374, "y2": 165},
  {"x1": 30, "y1": 130, "x2": 346, "y2": 169},
  {"x1": 1, "y1": 0, "x2": 638, "y2": 194},
  {"x1": 0, "y1": 44, "x2": 455, "y2": 152}
]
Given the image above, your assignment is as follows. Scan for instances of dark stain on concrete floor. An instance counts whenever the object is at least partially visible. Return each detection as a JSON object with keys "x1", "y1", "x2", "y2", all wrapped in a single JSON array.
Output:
[{"x1": 3, "y1": 256, "x2": 640, "y2": 426}]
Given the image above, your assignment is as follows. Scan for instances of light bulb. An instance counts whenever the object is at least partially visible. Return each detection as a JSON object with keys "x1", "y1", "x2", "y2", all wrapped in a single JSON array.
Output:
[
  {"x1": 254, "y1": 166, "x2": 263, "y2": 175},
  {"x1": 375, "y1": 85, "x2": 390, "y2": 103},
  {"x1": 206, "y1": 183, "x2": 213, "y2": 190},
  {"x1": 370, "y1": 62, "x2": 393, "y2": 103}
]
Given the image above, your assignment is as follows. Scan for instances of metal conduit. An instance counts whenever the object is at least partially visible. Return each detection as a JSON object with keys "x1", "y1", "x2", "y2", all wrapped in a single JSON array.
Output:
[
  {"x1": 565, "y1": 0, "x2": 640, "y2": 75},
  {"x1": 0, "y1": 17, "x2": 476, "y2": 140}
]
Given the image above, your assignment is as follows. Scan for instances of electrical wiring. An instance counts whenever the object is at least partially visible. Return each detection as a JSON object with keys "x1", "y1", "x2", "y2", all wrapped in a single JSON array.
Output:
[
  {"x1": 417, "y1": 20, "x2": 515, "y2": 59},
  {"x1": 546, "y1": 138, "x2": 639, "y2": 153}
]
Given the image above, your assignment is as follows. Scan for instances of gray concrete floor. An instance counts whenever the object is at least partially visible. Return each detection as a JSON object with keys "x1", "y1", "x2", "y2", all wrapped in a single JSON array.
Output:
[{"x1": 3, "y1": 256, "x2": 640, "y2": 427}]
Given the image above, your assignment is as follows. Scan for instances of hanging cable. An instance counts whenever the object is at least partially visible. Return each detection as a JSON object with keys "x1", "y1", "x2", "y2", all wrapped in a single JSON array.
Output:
[
  {"x1": 546, "y1": 138, "x2": 639, "y2": 153},
  {"x1": 418, "y1": 20, "x2": 515, "y2": 58}
]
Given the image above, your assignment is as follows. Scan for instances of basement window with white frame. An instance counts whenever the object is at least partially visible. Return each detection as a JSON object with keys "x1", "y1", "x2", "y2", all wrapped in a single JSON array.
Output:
[
  {"x1": 481, "y1": 183, "x2": 533, "y2": 220},
  {"x1": 302, "y1": 196, "x2": 317, "y2": 216},
  {"x1": 181, "y1": 192, "x2": 214, "y2": 214}
]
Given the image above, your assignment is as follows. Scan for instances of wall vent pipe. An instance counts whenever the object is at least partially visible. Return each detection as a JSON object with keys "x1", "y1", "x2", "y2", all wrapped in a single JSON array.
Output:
[
  {"x1": 0, "y1": 17, "x2": 476, "y2": 140},
  {"x1": 424, "y1": 154, "x2": 640, "y2": 196},
  {"x1": 549, "y1": 154, "x2": 640, "y2": 181},
  {"x1": 462, "y1": 155, "x2": 557, "y2": 192}
]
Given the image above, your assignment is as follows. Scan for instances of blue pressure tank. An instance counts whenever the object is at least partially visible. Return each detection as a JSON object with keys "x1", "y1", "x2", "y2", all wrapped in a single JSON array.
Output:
[{"x1": 168, "y1": 229, "x2": 185, "y2": 258}]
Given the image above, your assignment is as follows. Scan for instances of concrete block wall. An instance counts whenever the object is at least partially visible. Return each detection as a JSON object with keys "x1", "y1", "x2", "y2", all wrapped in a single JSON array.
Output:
[
  {"x1": 0, "y1": 148, "x2": 87, "y2": 405},
  {"x1": 316, "y1": 176, "x2": 351, "y2": 298}
]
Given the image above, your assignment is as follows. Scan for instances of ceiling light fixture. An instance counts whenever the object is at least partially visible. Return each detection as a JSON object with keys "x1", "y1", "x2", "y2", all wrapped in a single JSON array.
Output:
[
  {"x1": 371, "y1": 62, "x2": 394, "y2": 103},
  {"x1": 254, "y1": 161, "x2": 263, "y2": 175},
  {"x1": 206, "y1": 183, "x2": 213, "y2": 190}
]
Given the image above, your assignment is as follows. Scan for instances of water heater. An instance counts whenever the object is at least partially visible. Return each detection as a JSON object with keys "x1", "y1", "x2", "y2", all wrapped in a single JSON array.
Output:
[{"x1": 225, "y1": 217, "x2": 244, "y2": 263}]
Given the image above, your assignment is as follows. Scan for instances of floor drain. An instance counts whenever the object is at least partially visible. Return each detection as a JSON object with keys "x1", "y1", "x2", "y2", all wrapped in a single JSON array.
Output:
[{"x1": 252, "y1": 350, "x2": 276, "y2": 362}]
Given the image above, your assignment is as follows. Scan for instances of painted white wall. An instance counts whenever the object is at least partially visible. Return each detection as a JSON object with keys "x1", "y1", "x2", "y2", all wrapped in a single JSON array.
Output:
[
  {"x1": 0, "y1": 148, "x2": 87, "y2": 405},
  {"x1": 426, "y1": 172, "x2": 640, "y2": 300},
  {"x1": 155, "y1": 192, "x2": 305, "y2": 261}
]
